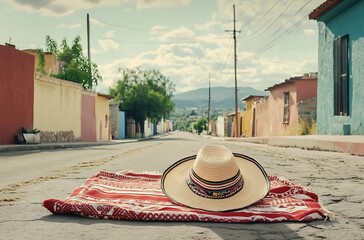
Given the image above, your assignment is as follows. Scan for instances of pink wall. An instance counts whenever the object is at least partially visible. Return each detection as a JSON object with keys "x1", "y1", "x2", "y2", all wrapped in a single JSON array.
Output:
[
  {"x1": 255, "y1": 78, "x2": 317, "y2": 137},
  {"x1": 255, "y1": 100, "x2": 269, "y2": 137},
  {"x1": 81, "y1": 93, "x2": 96, "y2": 142},
  {"x1": 0, "y1": 45, "x2": 35, "y2": 144},
  {"x1": 256, "y1": 82, "x2": 298, "y2": 136},
  {"x1": 271, "y1": 83, "x2": 298, "y2": 133}
]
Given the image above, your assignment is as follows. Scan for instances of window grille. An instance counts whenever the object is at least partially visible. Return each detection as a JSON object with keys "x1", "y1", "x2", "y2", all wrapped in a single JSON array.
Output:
[
  {"x1": 333, "y1": 35, "x2": 349, "y2": 116},
  {"x1": 283, "y1": 92, "x2": 290, "y2": 124}
]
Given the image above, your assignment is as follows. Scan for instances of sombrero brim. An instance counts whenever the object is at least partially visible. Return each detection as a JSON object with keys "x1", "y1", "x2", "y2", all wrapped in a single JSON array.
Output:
[{"x1": 161, "y1": 153, "x2": 270, "y2": 212}]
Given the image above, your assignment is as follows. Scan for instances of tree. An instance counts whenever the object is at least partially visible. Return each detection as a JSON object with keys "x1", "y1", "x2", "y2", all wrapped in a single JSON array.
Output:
[
  {"x1": 109, "y1": 67, "x2": 175, "y2": 137},
  {"x1": 45, "y1": 35, "x2": 101, "y2": 90},
  {"x1": 193, "y1": 118, "x2": 207, "y2": 135},
  {"x1": 36, "y1": 49, "x2": 46, "y2": 74}
]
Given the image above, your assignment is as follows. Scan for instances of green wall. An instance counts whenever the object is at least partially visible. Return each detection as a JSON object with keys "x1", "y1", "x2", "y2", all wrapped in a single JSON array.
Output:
[{"x1": 317, "y1": 0, "x2": 364, "y2": 135}]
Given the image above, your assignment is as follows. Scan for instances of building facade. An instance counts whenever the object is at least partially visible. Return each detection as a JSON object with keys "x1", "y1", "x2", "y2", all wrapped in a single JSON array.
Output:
[
  {"x1": 310, "y1": 0, "x2": 364, "y2": 135},
  {"x1": 254, "y1": 74, "x2": 317, "y2": 137},
  {"x1": 0, "y1": 44, "x2": 112, "y2": 144},
  {"x1": 0, "y1": 44, "x2": 34, "y2": 144},
  {"x1": 241, "y1": 95, "x2": 267, "y2": 137}
]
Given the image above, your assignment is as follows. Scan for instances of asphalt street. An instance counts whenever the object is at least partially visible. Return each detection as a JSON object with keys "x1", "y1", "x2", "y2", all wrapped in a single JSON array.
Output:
[{"x1": 0, "y1": 131, "x2": 363, "y2": 240}]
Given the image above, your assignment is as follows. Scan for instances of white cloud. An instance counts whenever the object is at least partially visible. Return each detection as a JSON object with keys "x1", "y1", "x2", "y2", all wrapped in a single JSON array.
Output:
[
  {"x1": 97, "y1": 34, "x2": 318, "y2": 94},
  {"x1": 91, "y1": 48, "x2": 101, "y2": 54},
  {"x1": 104, "y1": 30, "x2": 115, "y2": 38},
  {"x1": 97, "y1": 42, "x2": 208, "y2": 93},
  {"x1": 240, "y1": 67, "x2": 257, "y2": 76},
  {"x1": 150, "y1": 25, "x2": 168, "y2": 35},
  {"x1": 90, "y1": 18, "x2": 104, "y2": 26},
  {"x1": 217, "y1": 0, "x2": 326, "y2": 39},
  {"x1": 98, "y1": 39, "x2": 119, "y2": 51},
  {"x1": 303, "y1": 28, "x2": 316, "y2": 35},
  {"x1": 9, "y1": 0, "x2": 129, "y2": 16},
  {"x1": 122, "y1": 7, "x2": 132, "y2": 12},
  {"x1": 98, "y1": 62, "x2": 120, "y2": 88},
  {"x1": 157, "y1": 27, "x2": 195, "y2": 42},
  {"x1": 89, "y1": 0, "x2": 322, "y2": 93},
  {"x1": 136, "y1": 0, "x2": 190, "y2": 9},
  {"x1": 58, "y1": 23, "x2": 81, "y2": 29},
  {"x1": 195, "y1": 13, "x2": 222, "y2": 32}
]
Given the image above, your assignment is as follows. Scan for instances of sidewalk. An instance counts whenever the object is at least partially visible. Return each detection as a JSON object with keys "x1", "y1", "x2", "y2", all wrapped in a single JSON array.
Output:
[
  {"x1": 229, "y1": 135, "x2": 364, "y2": 156},
  {"x1": 0, "y1": 140, "x2": 123, "y2": 152},
  {"x1": 0, "y1": 133, "x2": 175, "y2": 153},
  {"x1": 0, "y1": 137, "x2": 158, "y2": 153}
]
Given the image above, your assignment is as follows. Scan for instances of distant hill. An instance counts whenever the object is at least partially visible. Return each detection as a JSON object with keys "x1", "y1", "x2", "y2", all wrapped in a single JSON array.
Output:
[{"x1": 173, "y1": 86, "x2": 267, "y2": 111}]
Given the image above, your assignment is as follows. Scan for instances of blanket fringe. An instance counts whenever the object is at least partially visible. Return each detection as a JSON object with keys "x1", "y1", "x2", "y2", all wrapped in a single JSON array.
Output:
[
  {"x1": 116, "y1": 170, "x2": 161, "y2": 175},
  {"x1": 322, "y1": 206, "x2": 335, "y2": 221}
]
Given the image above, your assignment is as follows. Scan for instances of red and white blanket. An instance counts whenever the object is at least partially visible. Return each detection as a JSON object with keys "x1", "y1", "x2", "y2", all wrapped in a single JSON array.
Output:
[{"x1": 43, "y1": 171, "x2": 334, "y2": 223}]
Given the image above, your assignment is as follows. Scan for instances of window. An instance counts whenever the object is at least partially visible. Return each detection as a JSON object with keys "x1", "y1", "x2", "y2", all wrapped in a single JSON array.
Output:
[
  {"x1": 333, "y1": 35, "x2": 349, "y2": 116},
  {"x1": 283, "y1": 92, "x2": 290, "y2": 124}
]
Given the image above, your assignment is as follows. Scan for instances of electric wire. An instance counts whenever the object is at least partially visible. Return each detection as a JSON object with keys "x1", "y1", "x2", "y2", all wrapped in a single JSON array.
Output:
[
  {"x1": 242, "y1": 0, "x2": 296, "y2": 42},
  {"x1": 237, "y1": 0, "x2": 280, "y2": 38}
]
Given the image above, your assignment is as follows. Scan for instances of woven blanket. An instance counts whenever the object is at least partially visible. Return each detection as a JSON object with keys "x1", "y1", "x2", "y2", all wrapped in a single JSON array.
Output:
[{"x1": 43, "y1": 171, "x2": 333, "y2": 223}]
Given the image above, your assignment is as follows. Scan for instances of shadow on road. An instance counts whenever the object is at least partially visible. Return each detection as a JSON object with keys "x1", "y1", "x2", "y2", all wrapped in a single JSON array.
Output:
[{"x1": 39, "y1": 214, "x2": 331, "y2": 239}]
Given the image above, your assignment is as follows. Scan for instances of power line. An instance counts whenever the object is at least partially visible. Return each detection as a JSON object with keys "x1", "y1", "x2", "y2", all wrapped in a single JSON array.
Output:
[
  {"x1": 294, "y1": 0, "x2": 316, "y2": 15},
  {"x1": 242, "y1": 0, "x2": 296, "y2": 42},
  {"x1": 257, "y1": 15, "x2": 307, "y2": 54},
  {"x1": 214, "y1": 39, "x2": 234, "y2": 76},
  {"x1": 237, "y1": 0, "x2": 322, "y2": 57},
  {"x1": 108, "y1": 37, "x2": 229, "y2": 45},
  {"x1": 97, "y1": 19, "x2": 152, "y2": 33},
  {"x1": 237, "y1": 0, "x2": 280, "y2": 38}
]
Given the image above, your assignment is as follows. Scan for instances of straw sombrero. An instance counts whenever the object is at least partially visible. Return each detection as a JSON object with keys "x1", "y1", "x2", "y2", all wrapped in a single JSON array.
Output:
[{"x1": 161, "y1": 145, "x2": 270, "y2": 212}]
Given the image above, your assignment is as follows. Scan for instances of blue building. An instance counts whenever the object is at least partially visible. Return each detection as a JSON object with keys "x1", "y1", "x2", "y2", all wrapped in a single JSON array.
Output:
[{"x1": 309, "y1": 0, "x2": 364, "y2": 135}]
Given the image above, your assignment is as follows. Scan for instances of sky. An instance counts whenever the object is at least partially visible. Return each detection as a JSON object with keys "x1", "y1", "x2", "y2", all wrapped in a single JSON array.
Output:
[{"x1": 0, "y1": 0, "x2": 326, "y2": 94}]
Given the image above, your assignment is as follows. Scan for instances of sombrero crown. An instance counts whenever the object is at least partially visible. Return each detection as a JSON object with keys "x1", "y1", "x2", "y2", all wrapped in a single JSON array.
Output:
[{"x1": 161, "y1": 145, "x2": 269, "y2": 212}]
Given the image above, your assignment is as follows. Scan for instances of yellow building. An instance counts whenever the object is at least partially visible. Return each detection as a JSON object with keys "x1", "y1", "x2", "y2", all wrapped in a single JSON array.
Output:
[
  {"x1": 241, "y1": 95, "x2": 267, "y2": 137},
  {"x1": 34, "y1": 73, "x2": 82, "y2": 142},
  {"x1": 26, "y1": 47, "x2": 113, "y2": 143},
  {"x1": 95, "y1": 93, "x2": 113, "y2": 141}
]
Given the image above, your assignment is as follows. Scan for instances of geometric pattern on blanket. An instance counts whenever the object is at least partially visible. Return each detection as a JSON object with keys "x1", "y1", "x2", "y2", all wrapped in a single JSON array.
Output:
[{"x1": 43, "y1": 171, "x2": 333, "y2": 223}]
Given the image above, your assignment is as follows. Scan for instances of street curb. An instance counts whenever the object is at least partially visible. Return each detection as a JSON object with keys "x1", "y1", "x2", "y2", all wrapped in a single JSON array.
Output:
[
  {"x1": 0, "y1": 141, "x2": 120, "y2": 152},
  {"x1": 226, "y1": 136, "x2": 364, "y2": 156},
  {"x1": 0, "y1": 134, "x2": 166, "y2": 153}
]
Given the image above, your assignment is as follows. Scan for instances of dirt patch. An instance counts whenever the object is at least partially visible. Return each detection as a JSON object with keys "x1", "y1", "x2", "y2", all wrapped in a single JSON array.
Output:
[
  {"x1": 0, "y1": 143, "x2": 160, "y2": 207},
  {"x1": 0, "y1": 196, "x2": 20, "y2": 207}
]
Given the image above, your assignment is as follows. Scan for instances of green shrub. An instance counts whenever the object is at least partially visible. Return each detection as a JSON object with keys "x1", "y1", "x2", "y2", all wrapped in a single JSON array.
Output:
[{"x1": 300, "y1": 117, "x2": 315, "y2": 135}]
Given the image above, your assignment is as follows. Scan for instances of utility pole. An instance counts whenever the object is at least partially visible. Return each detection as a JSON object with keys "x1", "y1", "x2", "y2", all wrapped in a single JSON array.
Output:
[
  {"x1": 207, "y1": 73, "x2": 211, "y2": 135},
  {"x1": 225, "y1": 4, "x2": 240, "y2": 137},
  {"x1": 87, "y1": 13, "x2": 92, "y2": 87}
]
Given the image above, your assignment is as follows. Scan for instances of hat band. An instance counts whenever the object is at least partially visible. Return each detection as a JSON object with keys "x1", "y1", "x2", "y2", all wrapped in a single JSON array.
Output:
[{"x1": 186, "y1": 170, "x2": 244, "y2": 199}]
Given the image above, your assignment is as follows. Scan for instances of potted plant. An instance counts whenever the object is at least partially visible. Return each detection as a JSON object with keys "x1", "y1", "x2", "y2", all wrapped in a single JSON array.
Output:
[{"x1": 17, "y1": 128, "x2": 41, "y2": 144}]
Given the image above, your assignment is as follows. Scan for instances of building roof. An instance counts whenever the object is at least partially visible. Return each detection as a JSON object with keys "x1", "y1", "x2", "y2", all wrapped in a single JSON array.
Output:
[
  {"x1": 309, "y1": 0, "x2": 341, "y2": 20},
  {"x1": 265, "y1": 73, "x2": 317, "y2": 91},
  {"x1": 97, "y1": 93, "x2": 114, "y2": 100},
  {"x1": 22, "y1": 49, "x2": 55, "y2": 55},
  {"x1": 226, "y1": 112, "x2": 236, "y2": 117},
  {"x1": 241, "y1": 95, "x2": 267, "y2": 102}
]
